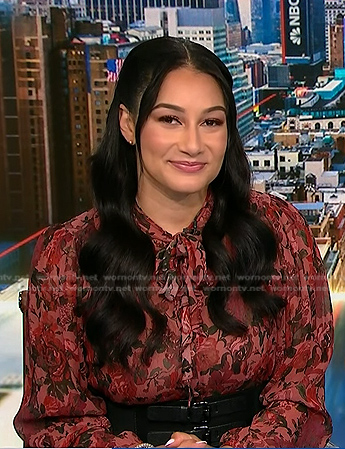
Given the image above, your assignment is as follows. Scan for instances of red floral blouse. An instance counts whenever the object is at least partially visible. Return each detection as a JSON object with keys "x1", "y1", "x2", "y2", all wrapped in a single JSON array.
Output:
[{"x1": 14, "y1": 191, "x2": 333, "y2": 448}]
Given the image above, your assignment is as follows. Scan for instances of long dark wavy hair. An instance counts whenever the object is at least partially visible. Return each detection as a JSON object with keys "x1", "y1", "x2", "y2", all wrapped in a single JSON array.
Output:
[{"x1": 79, "y1": 37, "x2": 285, "y2": 367}]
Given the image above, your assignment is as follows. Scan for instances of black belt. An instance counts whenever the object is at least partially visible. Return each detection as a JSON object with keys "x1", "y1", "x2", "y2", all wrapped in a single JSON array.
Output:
[{"x1": 103, "y1": 384, "x2": 265, "y2": 447}]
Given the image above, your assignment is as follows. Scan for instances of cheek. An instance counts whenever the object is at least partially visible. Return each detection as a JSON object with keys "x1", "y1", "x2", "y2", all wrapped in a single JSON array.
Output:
[
  {"x1": 210, "y1": 131, "x2": 227, "y2": 159},
  {"x1": 140, "y1": 125, "x2": 173, "y2": 158}
]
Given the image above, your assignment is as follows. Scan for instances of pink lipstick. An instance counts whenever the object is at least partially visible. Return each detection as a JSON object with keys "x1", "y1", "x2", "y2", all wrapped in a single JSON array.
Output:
[{"x1": 169, "y1": 161, "x2": 206, "y2": 173}]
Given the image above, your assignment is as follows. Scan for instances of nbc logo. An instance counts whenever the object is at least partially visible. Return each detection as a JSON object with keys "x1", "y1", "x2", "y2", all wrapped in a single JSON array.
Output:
[{"x1": 290, "y1": 27, "x2": 301, "y2": 45}]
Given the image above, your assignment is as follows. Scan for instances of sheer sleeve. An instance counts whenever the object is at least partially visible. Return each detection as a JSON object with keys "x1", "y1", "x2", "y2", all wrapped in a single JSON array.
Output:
[
  {"x1": 14, "y1": 225, "x2": 142, "y2": 447},
  {"x1": 220, "y1": 198, "x2": 334, "y2": 448}
]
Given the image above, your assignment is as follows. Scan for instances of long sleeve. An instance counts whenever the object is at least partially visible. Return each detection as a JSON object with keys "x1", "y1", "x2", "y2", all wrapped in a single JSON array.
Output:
[
  {"x1": 14, "y1": 225, "x2": 142, "y2": 448},
  {"x1": 220, "y1": 199, "x2": 334, "y2": 448}
]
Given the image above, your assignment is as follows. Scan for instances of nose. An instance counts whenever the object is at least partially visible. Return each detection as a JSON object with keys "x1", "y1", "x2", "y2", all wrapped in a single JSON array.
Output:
[{"x1": 180, "y1": 124, "x2": 202, "y2": 156}]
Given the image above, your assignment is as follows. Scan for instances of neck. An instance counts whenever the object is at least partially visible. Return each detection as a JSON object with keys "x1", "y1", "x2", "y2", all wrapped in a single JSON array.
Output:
[{"x1": 136, "y1": 188, "x2": 207, "y2": 236}]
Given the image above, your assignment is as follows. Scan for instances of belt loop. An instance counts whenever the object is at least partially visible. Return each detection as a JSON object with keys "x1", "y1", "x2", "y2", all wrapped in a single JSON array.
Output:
[{"x1": 188, "y1": 401, "x2": 210, "y2": 423}]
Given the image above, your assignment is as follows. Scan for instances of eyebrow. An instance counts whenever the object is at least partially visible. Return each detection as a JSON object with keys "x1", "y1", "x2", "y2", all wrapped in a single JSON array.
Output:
[{"x1": 152, "y1": 103, "x2": 226, "y2": 114}]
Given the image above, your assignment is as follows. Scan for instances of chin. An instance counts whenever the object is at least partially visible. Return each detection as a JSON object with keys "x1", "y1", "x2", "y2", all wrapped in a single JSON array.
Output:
[{"x1": 166, "y1": 184, "x2": 209, "y2": 197}]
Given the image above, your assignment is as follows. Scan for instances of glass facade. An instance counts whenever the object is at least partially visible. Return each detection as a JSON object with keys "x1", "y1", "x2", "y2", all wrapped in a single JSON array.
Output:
[{"x1": 251, "y1": 0, "x2": 280, "y2": 44}]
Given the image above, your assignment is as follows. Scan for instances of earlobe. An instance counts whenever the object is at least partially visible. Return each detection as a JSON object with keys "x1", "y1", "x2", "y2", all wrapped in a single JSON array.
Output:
[{"x1": 119, "y1": 105, "x2": 136, "y2": 145}]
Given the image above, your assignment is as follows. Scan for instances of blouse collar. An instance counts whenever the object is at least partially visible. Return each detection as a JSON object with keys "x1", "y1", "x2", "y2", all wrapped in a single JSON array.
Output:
[{"x1": 133, "y1": 190, "x2": 214, "y2": 245}]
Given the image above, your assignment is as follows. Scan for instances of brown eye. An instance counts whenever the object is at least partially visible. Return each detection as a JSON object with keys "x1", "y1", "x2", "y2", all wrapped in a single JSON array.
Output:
[
  {"x1": 159, "y1": 115, "x2": 180, "y2": 124},
  {"x1": 203, "y1": 118, "x2": 223, "y2": 127}
]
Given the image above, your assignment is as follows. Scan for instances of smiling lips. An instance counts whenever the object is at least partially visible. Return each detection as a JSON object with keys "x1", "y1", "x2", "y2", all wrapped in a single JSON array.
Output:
[{"x1": 169, "y1": 161, "x2": 206, "y2": 173}]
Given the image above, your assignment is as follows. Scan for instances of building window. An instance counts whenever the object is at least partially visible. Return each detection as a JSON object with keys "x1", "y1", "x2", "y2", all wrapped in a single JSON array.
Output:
[
  {"x1": 328, "y1": 121, "x2": 334, "y2": 129},
  {"x1": 264, "y1": 160, "x2": 270, "y2": 167},
  {"x1": 279, "y1": 155, "x2": 285, "y2": 162},
  {"x1": 253, "y1": 160, "x2": 259, "y2": 167},
  {"x1": 315, "y1": 122, "x2": 321, "y2": 130}
]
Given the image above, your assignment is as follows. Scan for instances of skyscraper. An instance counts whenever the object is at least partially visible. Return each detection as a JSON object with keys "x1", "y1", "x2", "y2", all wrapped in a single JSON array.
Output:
[
  {"x1": 49, "y1": 8, "x2": 119, "y2": 224},
  {"x1": 325, "y1": 0, "x2": 345, "y2": 62},
  {"x1": 251, "y1": 0, "x2": 280, "y2": 44},
  {"x1": 225, "y1": 0, "x2": 242, "y2": 48},
  {"x1": 85, "y1": 0, "x2": 224, "y2": 29},
  {"x1": 0, "y1": 12, "x2": 53, "y2": 239},
  {"x1": 15, "y1": 0, "x2": 87, "y2": 19},
  {"x1": 280, "y1": 0, "x2": 325, "y2": 84},
  {"x1": 329, "y1": 14, "x2": 345, "y2": 70}
]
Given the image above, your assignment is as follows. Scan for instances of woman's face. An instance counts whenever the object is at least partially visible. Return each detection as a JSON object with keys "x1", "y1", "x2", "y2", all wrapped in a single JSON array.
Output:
[{"x1": 137, "y1": 67, "x2": 228, "y2": 203}]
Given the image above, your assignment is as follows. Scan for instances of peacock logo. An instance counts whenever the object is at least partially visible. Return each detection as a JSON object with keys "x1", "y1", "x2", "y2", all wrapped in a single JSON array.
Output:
[{"x1": 290, "y1": 27, "x2": 301, "y2": 45}]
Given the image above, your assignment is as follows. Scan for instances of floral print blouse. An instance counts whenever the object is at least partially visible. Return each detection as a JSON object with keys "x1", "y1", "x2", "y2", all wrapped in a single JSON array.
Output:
[{"x1": 14, "y1": 190, "x2": 333, "y2": 448}]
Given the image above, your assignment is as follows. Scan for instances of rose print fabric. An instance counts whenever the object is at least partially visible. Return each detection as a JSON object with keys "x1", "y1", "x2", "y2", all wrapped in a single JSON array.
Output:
[{"x1": 14, "y1": 191, "x2": 333, "y2": 447}]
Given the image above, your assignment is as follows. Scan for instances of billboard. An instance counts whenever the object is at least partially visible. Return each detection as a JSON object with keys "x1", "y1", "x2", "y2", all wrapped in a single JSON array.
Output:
[{"x1": 281, "y1": 0, "x2": 308, "y2": 58}]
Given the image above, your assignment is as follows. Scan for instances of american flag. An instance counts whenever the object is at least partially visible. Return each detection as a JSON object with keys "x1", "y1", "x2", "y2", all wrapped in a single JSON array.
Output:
[{"x1": 106, "y1": 59, "x2": 124, "y2": 83}]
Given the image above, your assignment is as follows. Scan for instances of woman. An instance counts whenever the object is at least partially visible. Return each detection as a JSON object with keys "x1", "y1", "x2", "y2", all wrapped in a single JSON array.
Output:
[{"x1": 14, "y1": 37, "x2": 333, "y2": 447}]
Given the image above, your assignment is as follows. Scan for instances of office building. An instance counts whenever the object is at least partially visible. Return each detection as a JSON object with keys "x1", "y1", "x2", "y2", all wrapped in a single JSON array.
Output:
[
  {"x1": 14, "y1": 0, "x2": 87, "y2": 19},
  {"x1": 49, "y1": 8, "x2": 119, "y2": 223},
  {"x1": 281, "y1": 0, "x2": 325, "y2": 85},
  {"x1": 268, "y1": 63, "x2": 290, "y2": 87},
  {"x1": 0, "y1": 12, "x2": 53, "y2": 239},
  {"x1": 85, "y1": 0, "x2": 224, "y2": 30},
  {"x1": 325, "y1": 0, "x2": 345, "y2": 62},
  {"x1": 225, "y1": 0, "x2": 241, "y2": 48},
  {"x1": 251, "y1": 0, "x2": 280, "y2": 44},
  {"x1": 0, "y1": 6, "x2": 123, "y2": 237},
  {"x1": 329, "y1": 14, "x2": 345, "y2": 70},
  {"x1": 242, "y1": 56, "x2": 266, "y2": 88}
]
